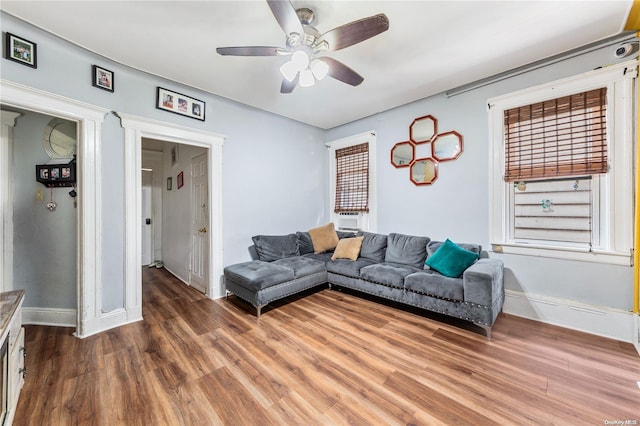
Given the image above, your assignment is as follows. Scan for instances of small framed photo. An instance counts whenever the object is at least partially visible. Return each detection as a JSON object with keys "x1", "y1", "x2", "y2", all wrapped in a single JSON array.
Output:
[
  {"x1": 156, "y1": 87, "x2": 205, "y2": 121},
  {"x1": 167, "y1": 177, "x2": 172, "y2": 191},
  {"x1": 5, "y1": 32, "x2": 37, "y2": 68},
  {"x1": 92, "y1": 65, "x2": 114, "y2": 92},
  {"x1": 177, "y1": 171, "x2": 184, "y2": 189}
]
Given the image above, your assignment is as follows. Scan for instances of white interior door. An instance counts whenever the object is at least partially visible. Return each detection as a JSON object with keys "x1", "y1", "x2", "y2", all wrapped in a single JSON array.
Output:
[
  {"x1": 141, "y1": 171, "x2": 153, "y2": 266},
  {"x1": 190, "y1": 152, "x2": 208, "y2": 294}
]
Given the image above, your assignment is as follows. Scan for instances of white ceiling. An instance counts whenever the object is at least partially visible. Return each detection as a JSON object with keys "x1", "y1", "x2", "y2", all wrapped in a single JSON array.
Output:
[{"x1": 2, "y1": 1, "x2": 632, "y2": 129}]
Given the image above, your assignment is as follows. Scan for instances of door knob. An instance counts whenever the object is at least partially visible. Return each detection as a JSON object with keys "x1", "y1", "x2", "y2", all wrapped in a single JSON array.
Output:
[{"x1": 199, "y1": 227, "x2": 207, "y2": 233}]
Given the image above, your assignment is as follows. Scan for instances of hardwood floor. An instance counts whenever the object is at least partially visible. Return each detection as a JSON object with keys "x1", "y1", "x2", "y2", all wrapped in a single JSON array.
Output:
[{"x1": 15, "y1": 266, "x2": 640, "y2": 425}]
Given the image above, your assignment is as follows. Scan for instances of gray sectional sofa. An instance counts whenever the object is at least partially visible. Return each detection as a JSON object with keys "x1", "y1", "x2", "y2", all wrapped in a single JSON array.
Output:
[{"x1": 224, "y1": 226, "x2": 504, "y2": 339}]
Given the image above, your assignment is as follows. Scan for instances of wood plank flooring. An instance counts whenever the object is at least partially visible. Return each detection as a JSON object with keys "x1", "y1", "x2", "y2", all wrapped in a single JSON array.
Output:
[{"x1": 14, "y1": 266, "x2": 640, "y2": 425}]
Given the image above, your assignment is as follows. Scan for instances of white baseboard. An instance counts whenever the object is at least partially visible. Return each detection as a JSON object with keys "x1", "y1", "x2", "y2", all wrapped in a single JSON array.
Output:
[
  {"x1": 503, "y1": 290, "x2": 634, "y2": 343},
  {"x1": 23, "y1": 307, "x2": 76, "y2": 327},
  {"x1": 22, "y1": 306, "x2": 143, "y2": 339}
]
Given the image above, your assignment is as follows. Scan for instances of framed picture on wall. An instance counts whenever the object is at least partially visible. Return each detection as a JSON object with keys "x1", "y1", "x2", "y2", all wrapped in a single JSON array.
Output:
[
  {"x1": 177, "y1": 171, "x2": 184, "y2": 189},
  {"x1": 5, "y1": 32, "x2": 37, "y2": 68},
  {"x1": 92, "y1": 65, "x2": 114, "y2": 92},
  {"x1": 156, "y1": 87, "x2": 205, "y2": 121}
]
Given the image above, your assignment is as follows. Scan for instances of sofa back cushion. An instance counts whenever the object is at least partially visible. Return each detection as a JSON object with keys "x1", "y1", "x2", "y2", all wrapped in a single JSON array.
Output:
[
  {"x1": 427, "y1": 240, "x2": 482, "y2": 257},
  {"x1": 384, "y1": 233, "x2": 430, "y2": 269},
  {"x1": 296, "y1": 232, "x2": 314, "y2": 255},
  {"x1": 251, "y1": 234, "x2": 300, "y2": 262},
  {"x1": 359, "y1": 232, "x2": 388, "y2": 263}
]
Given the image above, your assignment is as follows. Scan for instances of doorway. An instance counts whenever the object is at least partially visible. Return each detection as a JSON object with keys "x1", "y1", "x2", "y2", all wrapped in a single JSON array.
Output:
[{"x1": 141, "y1": 138, "x2": 210, "y2": 295}]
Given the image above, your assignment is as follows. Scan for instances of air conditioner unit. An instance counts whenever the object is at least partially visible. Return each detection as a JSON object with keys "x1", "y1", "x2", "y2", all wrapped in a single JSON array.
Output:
[{"x1": 336, "y1": 212, "x2": 362, "y2": 231}]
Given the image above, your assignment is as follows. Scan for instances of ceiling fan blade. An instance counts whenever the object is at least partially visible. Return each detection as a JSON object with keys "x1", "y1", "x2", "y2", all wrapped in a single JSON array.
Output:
[
  {"x1": 320, "y1": 14, "x2": 389, "y2": 51},
  {"x1": 267, "y1": 0, "x2": 304, "y2": 36},
  {"x1": 280, "y1": 75, "x2": 298, "y2": 94},
  {"x1": 318, "y1": 57, "x2": 364, "y2": 86},
  {"x1": 216, "y1": 46, "x2": 283, "y2": 56}
]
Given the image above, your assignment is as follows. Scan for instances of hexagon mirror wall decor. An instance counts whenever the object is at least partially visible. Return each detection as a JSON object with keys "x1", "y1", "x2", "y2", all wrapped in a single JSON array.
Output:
[
  {"x1": 409, "y1": 115, "x2": 437, "y2": 144},
  {"x1": 390, "y1": 114, "x2": 464, "y2": 186},
  {"x1": 432, "y1": 131, "x2": 463, "y2": 162},
  {"x1": 410, "y1": 158, "x2": 438, "y2": 185},
  {"x1": 390, "y1": 141, "x2": 414, "y2": 168}
]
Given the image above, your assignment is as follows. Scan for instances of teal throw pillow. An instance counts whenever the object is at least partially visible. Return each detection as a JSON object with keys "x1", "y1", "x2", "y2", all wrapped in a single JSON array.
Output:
[{"x1": 425, "y1": 238, "x2": 479, "y2": 278}]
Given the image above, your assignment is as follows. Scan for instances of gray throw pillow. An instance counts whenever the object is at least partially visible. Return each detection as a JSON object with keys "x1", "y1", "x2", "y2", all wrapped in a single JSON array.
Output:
[
  {"x1": 384, "y1": 233, "x2": 430, "y2": 269},
  {"x1": 252, "y1": 234, "x2": 300, "y2": 262}
]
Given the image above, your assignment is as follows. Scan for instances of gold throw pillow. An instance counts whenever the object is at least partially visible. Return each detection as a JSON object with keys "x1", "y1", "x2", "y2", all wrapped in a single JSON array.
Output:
[
  {"x1": 308, "y1": 223, "x2": 339, "y2": 254},
  {"x1": 331, "y1": 236, "x2": 364, "y2": 261}
]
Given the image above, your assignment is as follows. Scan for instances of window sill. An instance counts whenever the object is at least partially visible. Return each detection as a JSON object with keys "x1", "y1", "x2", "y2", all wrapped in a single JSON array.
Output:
[{"x1": 490, "y1": 242, "x2": 632, "y2": 266}]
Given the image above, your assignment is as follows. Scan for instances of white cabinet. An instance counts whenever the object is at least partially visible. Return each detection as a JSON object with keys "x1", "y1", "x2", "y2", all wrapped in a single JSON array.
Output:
[{"x1": 1, "y1": 290, "x2": 25, "y2": 426}]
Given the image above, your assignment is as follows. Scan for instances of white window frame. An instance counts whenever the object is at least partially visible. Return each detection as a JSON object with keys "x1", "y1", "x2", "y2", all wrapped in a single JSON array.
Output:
[
  {"x1": 326, "y1": 131, "x2": 377, "y2": 232},
  {"x1": 488, "y1": 60, "x2": 636, "y2": 265}
]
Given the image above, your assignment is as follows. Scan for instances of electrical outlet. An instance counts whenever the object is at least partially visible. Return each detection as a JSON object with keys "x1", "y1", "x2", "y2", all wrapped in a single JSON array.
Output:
[{"x1": 36, "y1": 189, "x2": 44, "y2": 201}]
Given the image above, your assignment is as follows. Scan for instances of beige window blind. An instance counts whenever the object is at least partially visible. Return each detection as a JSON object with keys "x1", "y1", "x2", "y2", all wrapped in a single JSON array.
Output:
[
  {"x1": 334, "y1": 142, "x2": 369, "y2": 213},
  {"x1": 504, "y1": 88, "x2": 608, "y2": 182}
]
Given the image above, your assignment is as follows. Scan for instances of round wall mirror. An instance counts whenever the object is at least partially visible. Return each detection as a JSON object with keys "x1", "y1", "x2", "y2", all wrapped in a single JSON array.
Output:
[
  {"x1": 432, "y1": 131, "x2": 463, "y2": 162},
  {"x1": 43, "y1": 118, "x2": 77, "y2": 159},
  {"x1": 410, "y1": 158, "x2": 438, "y2": 185},
  {"x1": 390, "y1": 141, "x2": 414, "y2": 168},
  {"x1": 409, "y1": 115, "x2": 437, "y2": 144}
]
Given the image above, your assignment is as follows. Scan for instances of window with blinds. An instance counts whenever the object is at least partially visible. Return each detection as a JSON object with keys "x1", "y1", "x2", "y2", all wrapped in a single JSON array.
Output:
[
  {"x1": 503, "y1": 88, "x2": 607, "y2": 182},
  {"x1": 334, "y1": 142, "x2": 369, "y2": 213},
  {"x1": 488, "y1": 61, "x2": 633, "y2": 264},
  {"x1": 513, "y1": 177, "x2": 596, "y2": 245},
  {"x1": 502, "y1": 88, "x2": 608, "y2": 249}
]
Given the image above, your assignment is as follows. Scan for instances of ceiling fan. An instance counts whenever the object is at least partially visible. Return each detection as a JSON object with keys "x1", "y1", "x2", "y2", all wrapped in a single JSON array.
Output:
[{"x1": 216, "y1": 0, "x2": 389, "y2": 93}]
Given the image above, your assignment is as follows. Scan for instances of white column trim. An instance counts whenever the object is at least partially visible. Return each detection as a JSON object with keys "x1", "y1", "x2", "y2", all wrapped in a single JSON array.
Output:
[
  {"x1": 0, "y1": 79, "x2": 108, "y2": 338},
  {"x1": 0, "y1": 111, "x2": 21, "y2": 294}
]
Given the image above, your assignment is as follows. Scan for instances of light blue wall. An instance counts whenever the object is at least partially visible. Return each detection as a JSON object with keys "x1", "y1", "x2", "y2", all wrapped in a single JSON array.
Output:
[
  {"x1": 11, "y1": 110, "x2": 77, "y2": 309},
  {"x1": 2, "y1": 11, "x2": 634, "y2": 314},
  {"x1": 326, "y1": 43, "x2": 635, "y2": 312},
  {"x1": 1, "y1": 12, "x2": 327, "y2": 311}
]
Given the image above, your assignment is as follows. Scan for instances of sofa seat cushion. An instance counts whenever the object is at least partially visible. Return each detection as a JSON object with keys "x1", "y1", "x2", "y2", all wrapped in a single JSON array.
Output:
[
  {"x1": 272, "y1": 256, "x2": 326, "y2": 278},
  {"x1": 327, "y1": 258, "x2": 376, "y2": 278},
  {"x1": 404, "y1": 271, "x2": 464, "y2": 301},
  {"x1": 302, "y1": 252, "x2": 334, "y2": 264},
  {"x1": 224, "y1": 260, "x2": 294, "y2": 291},
  {"x1": 360, "y1": 262, "x2": 421, "y2": 289}
]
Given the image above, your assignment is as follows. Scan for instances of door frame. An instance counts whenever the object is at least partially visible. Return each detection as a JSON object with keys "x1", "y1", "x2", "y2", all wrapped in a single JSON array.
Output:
[
  {"x1": 117, "y1": 113, "x2": 225, "y2": 304},
  {"x1": 0, "y1": 79, "x2": 108, "y2": 337}
]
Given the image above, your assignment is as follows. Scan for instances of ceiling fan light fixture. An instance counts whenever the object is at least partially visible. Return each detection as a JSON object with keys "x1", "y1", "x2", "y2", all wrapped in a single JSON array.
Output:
[
  {"x1": 280, "y1": 60, "x2": 299, "y2": 81},
  {"x1": 290, "y1": 50, "x2": 309, "y2": 71},
  {"x1": 310, "y1": 59, "x2": 329, "y2": 80},
  {"x1": 299, "y1": 69, "x2": 315, "y2": 87}
]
